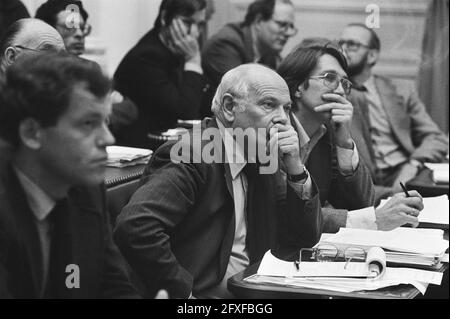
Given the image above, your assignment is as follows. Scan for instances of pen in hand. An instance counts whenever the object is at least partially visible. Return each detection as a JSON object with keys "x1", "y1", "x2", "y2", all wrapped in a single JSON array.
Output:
[{"x1": 399, "y1": 182, "x2": 410, "y2": 197}]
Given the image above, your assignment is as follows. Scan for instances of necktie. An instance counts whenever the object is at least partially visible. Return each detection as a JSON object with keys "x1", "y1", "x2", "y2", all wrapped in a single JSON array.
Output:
[
  {"x1": 243, "y1": 163, "x2": 277, "y2": 263},
  {"x1": 44, "y1": 198, "x2": 72, "y2": 299}
]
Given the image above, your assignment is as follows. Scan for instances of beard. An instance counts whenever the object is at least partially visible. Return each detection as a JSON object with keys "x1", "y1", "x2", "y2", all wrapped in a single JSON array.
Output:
[{"x1": 347, "y1": 52, "x2": 369, "y2": 77}]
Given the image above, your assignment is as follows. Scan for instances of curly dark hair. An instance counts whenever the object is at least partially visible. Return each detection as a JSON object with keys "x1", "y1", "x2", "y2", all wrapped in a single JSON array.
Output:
[
  {"x1": 35, "y1": 0, "x2": 88, "y2": 28},
  {"x1": 0, "y1": 52, "x2": 110, "y2": 148}
]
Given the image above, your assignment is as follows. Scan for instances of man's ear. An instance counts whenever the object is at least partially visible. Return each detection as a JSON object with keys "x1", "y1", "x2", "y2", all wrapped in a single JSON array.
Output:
[
  {"x1": 4, "y1": 47, "x2": 18, "y2": 66},
  {"x1": 367, "y1": 49, "x2": 379, "y2": 66},
  {"x1": 18, "y1": 118, "x2": 43, "y2": 150},
  {"x1": 222, "y1": 93, "x2": 236, "y2": 123},
  {"x1": 253, "y1": 13, "x2": 266, "y2": 29},
  {"x1": 160, "y1": 10, "x2": 168, "y2": 27}
]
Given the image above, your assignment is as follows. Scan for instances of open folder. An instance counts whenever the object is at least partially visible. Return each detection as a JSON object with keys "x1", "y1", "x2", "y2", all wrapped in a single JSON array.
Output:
[
  {"x1": 320, "y1": 227, "x2": 448, "y2": 268},
  {"x1": 246, "y1": 249, "x2": 444, "y2": 295}
]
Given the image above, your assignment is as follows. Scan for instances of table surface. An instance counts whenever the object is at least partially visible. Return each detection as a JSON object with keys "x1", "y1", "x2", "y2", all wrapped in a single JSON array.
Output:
[
  {"x1": 406, "y1": 168, "x2": 449, "y2": 197},
  {"x1": 228, "y1": 261, "x2": 448, "y2": 299}
]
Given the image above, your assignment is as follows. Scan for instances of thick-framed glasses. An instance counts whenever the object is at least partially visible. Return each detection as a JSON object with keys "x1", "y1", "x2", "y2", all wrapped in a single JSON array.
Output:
[
  {"x1": 56, "y1": 23, "x2": 92, "y2": 37},
  {"x1": 296, "y1": 244, "x2": 366, "y2": 269},
  {"x1": 272, "y1": 19, "x2": 298, "y2": 36},
  {"x1": 309, "y1": 72, "x2": 353, "y2": 95},
  {"x1": 338, "y1": 39, "x2": 370, "y2": 52}
]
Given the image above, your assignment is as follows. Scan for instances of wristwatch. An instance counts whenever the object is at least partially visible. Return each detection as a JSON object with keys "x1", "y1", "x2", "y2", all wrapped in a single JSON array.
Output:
[{"x1": 287, "y1": 168, "x2": 309, "y2": 183}]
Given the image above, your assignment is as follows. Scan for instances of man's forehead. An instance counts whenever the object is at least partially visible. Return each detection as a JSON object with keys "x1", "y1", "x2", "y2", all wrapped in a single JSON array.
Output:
[
  {"x1": 341, "y1": 26, "x2": 371, "y2": 42},
  {"x1": 16, "y1": 22, "x2": 64, "y2": 50},
  {"x1": 272, "y1": 2, "x2": 295, "y2": 21},
  {"x1": 312, "y1": 54, "x2": 347, "y2": 77}
]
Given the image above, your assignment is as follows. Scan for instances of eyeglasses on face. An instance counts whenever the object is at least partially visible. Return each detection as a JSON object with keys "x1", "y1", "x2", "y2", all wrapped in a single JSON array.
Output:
[
  {"x1": 13, "y1": 45, "x2": 42, "y2": 53},
  {"x1": 56, "y1": 23, "x2": 92, "y2": 37},
  {"x1": 338, "y1": 39, "x2": 370, "y2": 51},
  {"x1": 272, "y1": 19, "x2": 298, "y2": 36},
  {"x1": 309, "y1": 72, "x2": 352, "y2": 95}
]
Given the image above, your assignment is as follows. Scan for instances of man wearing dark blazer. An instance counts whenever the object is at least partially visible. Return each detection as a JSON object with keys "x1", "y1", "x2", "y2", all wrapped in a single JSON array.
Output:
[
  {"x1": 0, "y1": 52, "x2": 140, "y2": 298},
  {"x1": 278, "y1": 40, "x2": 423, "y2": 233},
  {"x1": 114, "y1": 64, "x2": 323, "y2": 299},
  {"x1": 340, "y1": 24, "x2": 449, "y2": 201},
  {"x1": 202, "y1": 0, "x2": 297, "y2": 95},
  {"x1": 114, "y1": 0, "x2": 209, "y2": 148}
]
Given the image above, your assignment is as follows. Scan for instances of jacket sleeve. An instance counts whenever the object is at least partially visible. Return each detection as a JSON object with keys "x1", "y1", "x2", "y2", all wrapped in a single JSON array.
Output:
[
  {"x1": 116, "y1": 50, "x2": 207, "y2": 122},
  {"x1": 98, "y1": 186, "x2": 141, "y2": 299},
  {"x1": 397, "y1": 82, "x2": 449, "y2": 161},
  {"x1": 202, "y1": 36, "x2": 246, "y2": 88},
  {"x1": 113, "y1": 143, "x2": 204, "y2": 299},
  {"x1": 275, "y1": 174, "x2": 323, "y2": 260}
]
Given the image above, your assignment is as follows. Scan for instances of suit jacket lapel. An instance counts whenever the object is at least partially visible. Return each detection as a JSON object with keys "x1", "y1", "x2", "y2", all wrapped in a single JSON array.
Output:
[
  {"x1": 7, "y1": 165, "x2": 43, "y2": 297},
  {"x1": 375, "y1": 76, "x2": 414, "y2": 153},
  {"x1": 241, "y1": 25, "x2": 255, "y2": 62},
  {"x1": 350, "y1": 91, "x2": 377, "y2": 173}
]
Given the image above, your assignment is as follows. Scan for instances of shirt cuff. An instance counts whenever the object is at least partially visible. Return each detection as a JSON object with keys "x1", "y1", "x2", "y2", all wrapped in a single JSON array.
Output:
[
  {"x1": 336, "y1": 141, "x2": 359, "y2": 175},
  {"x1": 184, "y1": 62, "x2": 203, "y2": 74},
  {"x1": 287, "y1": 171, "x2": 313, "y2": 200},
  {"x1": 346, "y1": 206, "x2": 377, "y2": 230}
]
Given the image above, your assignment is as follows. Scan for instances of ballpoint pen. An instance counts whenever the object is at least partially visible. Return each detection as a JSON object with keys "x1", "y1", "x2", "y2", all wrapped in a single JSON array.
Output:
[{"x1": 399, "y1": 182, "x2": 410, "y2": 197}]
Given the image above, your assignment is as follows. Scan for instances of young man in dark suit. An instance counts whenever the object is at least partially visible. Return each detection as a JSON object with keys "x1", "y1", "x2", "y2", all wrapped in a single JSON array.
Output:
[
  {"x1": 0, "y1": 52, "x2": 141, "y2": 298},
  {"x1": 114, "y1": 64, "x2": 323, "y2": 299}
]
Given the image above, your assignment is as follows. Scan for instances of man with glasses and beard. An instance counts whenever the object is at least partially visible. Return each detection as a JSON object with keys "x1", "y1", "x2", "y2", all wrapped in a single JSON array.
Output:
[
  {"x1": 278, "y1": 39, "x2": 424, "y2": 233},
  {"x1": 339, "y1": 23, "x2": 448, "y2": 202}
]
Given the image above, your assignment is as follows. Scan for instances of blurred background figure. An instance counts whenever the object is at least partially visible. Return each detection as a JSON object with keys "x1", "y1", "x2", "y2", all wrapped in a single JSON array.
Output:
[
  {"x1": 35, "y1": 0, "x2": 138, "y2": 145},
  {"x1": 114, "y1": 0, "x2": 209, "y2": 148},
  {"x1": 202, "y1": 0, "x2": 297, "y2": 92},
  {"x1": 0, "y1": 0, "x2": 30, "y2": 41},
  {"x1": 0, "y1": 18, "x2": 64, "y2": 74},
  {"x1": 35, "y1": 0, "x2": 89, "y2": 56}
]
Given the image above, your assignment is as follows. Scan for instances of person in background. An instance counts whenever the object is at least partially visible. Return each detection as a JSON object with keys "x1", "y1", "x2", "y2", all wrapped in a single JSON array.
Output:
[
  {"x1": 114, "y1": 0, "x2": 209, "y2": 148},
  {"x1": 0, "y1": 0, "x2": 30, "y2": 41},
  {"x1": 278, "y1": 39, "x2": 424, "y2": 233},
  {"x1": 202, "y1": 0, "x2": 297, "y2": 96},
  {"x1": 35, "y1": 0, "x2": 138, "y2": 144},
  {"x1": 339, "y1": 23, "x2": 449, "y2": 202},
  {"x1": 0, "y1": 18, "x2": 64, "y2": 75}
]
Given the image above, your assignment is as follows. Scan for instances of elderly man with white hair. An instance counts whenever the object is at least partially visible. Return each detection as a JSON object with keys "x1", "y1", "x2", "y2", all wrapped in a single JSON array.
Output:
[
  {"x1": 0, "y1": 18, "x2": 65, "y2": 73},
  {"x1": 114, "y1": 63, "x2": 323, "y2": 299}
]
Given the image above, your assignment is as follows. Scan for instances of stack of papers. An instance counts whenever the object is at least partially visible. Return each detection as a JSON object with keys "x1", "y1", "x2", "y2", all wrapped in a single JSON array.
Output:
[
  {"x1": 106, "y1": 146, "x2": 152, "y2": 168},
  {"x1": 247, "y1": 250, "x2": 443, "y2": 295},
  {"x1": 320, "y1": 228, "x2": 448, "y2": 267},
  {"x1": 379, "y1": 195, "x2": 449, "y2": 228},
  {"x1": 425, "y1": 163, "x2": 449, "y2": 183}
]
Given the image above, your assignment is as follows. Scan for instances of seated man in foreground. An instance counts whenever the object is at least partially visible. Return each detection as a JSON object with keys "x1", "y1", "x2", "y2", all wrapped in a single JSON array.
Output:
[
  {"x1": 114, "y1": 64, "x2": 323, "y2": 298},
  {"x1": 0, "y1": 52, "x2": 140, "y2": 298}
]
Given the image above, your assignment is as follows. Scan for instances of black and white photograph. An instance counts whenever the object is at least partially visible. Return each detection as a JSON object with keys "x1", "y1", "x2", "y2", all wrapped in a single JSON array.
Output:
[{"x1": 0, "y1": 0, "x2": 448, "y2": 305}]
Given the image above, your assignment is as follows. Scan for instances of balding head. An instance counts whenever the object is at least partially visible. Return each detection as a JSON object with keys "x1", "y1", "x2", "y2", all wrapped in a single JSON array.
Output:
[
  {"x1": 212, "y1": 64, "x2": 289, "y2": 118},
  {"x1": 1, "y1": 18, "x2": 64, "y2": 71},
  {"x1": 212, "y1": 63, "x2": 291, "y2": 130}
]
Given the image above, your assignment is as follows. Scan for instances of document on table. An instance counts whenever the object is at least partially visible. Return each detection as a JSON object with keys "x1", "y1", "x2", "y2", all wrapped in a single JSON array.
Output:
[
  {"x1": 248, "y1": 250, "x2": 443, "y2": 295},
  {"x1": 425, "y1": 163, "x2": 449, "y2": 183},
  {"x1": 321, "y1": 227, "x2": 448, "y2": 256}
]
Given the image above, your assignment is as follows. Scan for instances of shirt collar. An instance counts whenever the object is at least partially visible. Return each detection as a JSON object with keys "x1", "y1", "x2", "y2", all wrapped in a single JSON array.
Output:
[
  {"x1": 13, "y1": 166, "x2": 56, "y2": 222},
  {"x1": 363, "y1": 75, "x2": 377, "y2": 93},
  {"x1": 216, "y1": 118, "x2": 247, "y2": 180}
]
